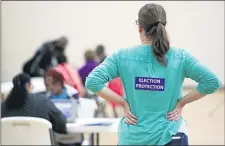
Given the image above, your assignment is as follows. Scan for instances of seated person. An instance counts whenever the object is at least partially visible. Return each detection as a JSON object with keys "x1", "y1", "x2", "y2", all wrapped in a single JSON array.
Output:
[
  {"x1": 1, "y1": 73, "x2": 67, "y2": 134},
  {"x1": 44, "y1": 69, "x2": 83, "y2": 146},
  {"x1": 44, "y1": 69, "x2": 79, "y2": 100}
]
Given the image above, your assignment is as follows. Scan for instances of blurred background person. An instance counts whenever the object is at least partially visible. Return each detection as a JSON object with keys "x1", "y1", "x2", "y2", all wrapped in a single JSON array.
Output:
[
  {"x1": 1, "y1": 93, "x2": 5, "y2": 101},
  {"x1": 44, "y1": 69, "x2": 79, "y2": 100},
  {"x1": 108, "y1": 77, "x2": 124, "y2": 118},
  {"x1": 96, "y1": 45, "x2": 125, "y2": 117},
  {"x1": 95, "y1": 44, "x2": 107, "y2": 64},
  {"x1": 95, "y1": 45, "x2": 124, "y2": 117},
  {"x1": 22, "y1": 36, "x2": 68, "y2": 77},
  {"x1": 51, "y1": 55, "x2": 85, "y2": 97},
  {"x1": 44, "y1": 69, "x2": 85, "y2": 146},
  {"x1": 78, "y1": 50, "x2": 98, "y2": 85},
  {"x1": 1, "y1": 73, "x2": 67, "y2": 134},
  {"x1": 53, "y1": 36, "x2": 68, "y2": 59}
]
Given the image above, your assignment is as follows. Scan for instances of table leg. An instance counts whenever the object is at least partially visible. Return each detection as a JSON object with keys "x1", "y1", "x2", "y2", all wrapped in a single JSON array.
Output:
[
  {"x1": 96, "y1": 133, "x2": 99, "y2": 146},
  {"x1": 90, "y1": 133, "x2": 94, "y2": 146},
  {"x1": 89, "y1": 133, "x2": 99, "y2": 146}
]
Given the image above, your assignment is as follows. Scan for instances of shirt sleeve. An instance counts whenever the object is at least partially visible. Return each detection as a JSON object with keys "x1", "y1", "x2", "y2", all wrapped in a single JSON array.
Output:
[
  {"x1": 85, "y1": 53, "x2": 119, "y2": 93},
  {"x1": 45, "y1": 98, "x2": 67, "y2": 134},
  {"x1": 182, "y1": 50, "x2": 221, "y2": 94}
]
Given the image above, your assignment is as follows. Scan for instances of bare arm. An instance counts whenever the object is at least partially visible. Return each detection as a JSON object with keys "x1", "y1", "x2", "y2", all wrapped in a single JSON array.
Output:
[
  {"x1": 97, "y1": 87, "x2": 137, "y2": 124},
  {"x1": 178, "y1": 89, "x2": 206, "y2": 108},
  {"x1": 97, "y1": 87, "x2": 126, "y2": 106}
]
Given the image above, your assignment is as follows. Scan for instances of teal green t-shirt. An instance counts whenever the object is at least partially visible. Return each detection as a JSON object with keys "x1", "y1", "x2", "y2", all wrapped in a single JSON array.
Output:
[{"x1": 86, "y1": 45, "x2": 221, "y2": 145}]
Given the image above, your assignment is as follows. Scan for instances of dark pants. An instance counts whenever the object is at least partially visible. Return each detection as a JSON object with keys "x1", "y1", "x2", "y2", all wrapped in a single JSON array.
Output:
[
  {"x1": 117, "y1": 132, "x2": 188, "y2": 146},
  {"x1": 164, "y1": 132, "x2": 188, "y2": 146}
]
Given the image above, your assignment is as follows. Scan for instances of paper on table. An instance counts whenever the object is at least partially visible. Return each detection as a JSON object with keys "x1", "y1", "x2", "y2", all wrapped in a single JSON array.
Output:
[{"x1": 83, "y1": 122, "x2": 113, "y2": 126}]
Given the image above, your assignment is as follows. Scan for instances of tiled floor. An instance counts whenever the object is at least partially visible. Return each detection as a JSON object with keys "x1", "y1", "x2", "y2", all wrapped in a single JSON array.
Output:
[{"x1": 97, "y1": 89, "x2": 224, "y2": 145}]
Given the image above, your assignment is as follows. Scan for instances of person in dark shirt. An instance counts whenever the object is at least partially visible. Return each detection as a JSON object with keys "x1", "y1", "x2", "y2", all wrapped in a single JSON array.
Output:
[
  {"x1": 78, "y1": 50, "x2": 98, "y2": 85},
  {"x1": 95, "y1": 45, "x2": 107, "y2": 64},
  {"x1": 23, "y1": 36, "x2": 68, "y2": 77},
  {"x1": 1, "y1": 73, "x2": 67, "y2": 134}
]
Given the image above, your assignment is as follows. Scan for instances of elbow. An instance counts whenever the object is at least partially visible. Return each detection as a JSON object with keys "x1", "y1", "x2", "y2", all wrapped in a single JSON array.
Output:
[
  {"x1": 211, "y1": 76, "x2": 222, "y2": 93},
  {"x1": 213, "y1": 78, "x2": 222, "y2": 92},
  {"x1": 85, "y1": 77, "x2": 105, "y2": 93},
  {"x1": 85, "y1": 77, "x2": 93, "y2": 91},
  {"x1": 198, "y1": 77, "x2": 222, "y2": 94}
]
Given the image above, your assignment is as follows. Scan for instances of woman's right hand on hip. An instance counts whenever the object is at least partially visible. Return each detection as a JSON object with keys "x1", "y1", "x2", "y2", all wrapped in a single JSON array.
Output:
[{"x1": 123, "y1": 103, "x2": 137, "y2": 125}]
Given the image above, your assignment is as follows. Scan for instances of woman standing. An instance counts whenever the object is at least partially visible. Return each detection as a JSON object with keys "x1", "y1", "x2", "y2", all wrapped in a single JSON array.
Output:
[{"x1": 85, "y1": 3, "x2": 221, "y2": 145}]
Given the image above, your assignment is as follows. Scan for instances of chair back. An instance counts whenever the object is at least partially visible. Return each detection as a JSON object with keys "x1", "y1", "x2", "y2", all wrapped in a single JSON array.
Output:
[{"x1": 1, "y1": 117, "x2": 53, "y2": 145}]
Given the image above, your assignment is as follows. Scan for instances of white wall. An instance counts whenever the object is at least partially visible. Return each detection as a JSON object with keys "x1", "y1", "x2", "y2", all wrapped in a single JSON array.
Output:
[{"x1": 1, "y1": 1, "x2": 224, "y2": 86}]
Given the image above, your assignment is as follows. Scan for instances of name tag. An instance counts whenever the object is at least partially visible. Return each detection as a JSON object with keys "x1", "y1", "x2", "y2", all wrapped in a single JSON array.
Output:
[{"x1": 135, "y1": 77, "x2": 165, "y2": 91}]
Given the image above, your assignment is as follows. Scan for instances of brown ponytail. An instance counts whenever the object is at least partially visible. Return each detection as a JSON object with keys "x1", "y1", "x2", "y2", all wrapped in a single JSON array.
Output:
[{"x1": 138, "y1": 3, "x2": 170, "y2": 66}]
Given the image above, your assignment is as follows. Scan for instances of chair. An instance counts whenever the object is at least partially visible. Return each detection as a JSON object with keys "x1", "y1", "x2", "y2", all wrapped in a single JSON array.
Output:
[
  {"x1": 1, "y1": 117, "x2": 54, "y2": 145},
  {"x1": 54, "y1": 132, "x2": 83, "y2": 144}
]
